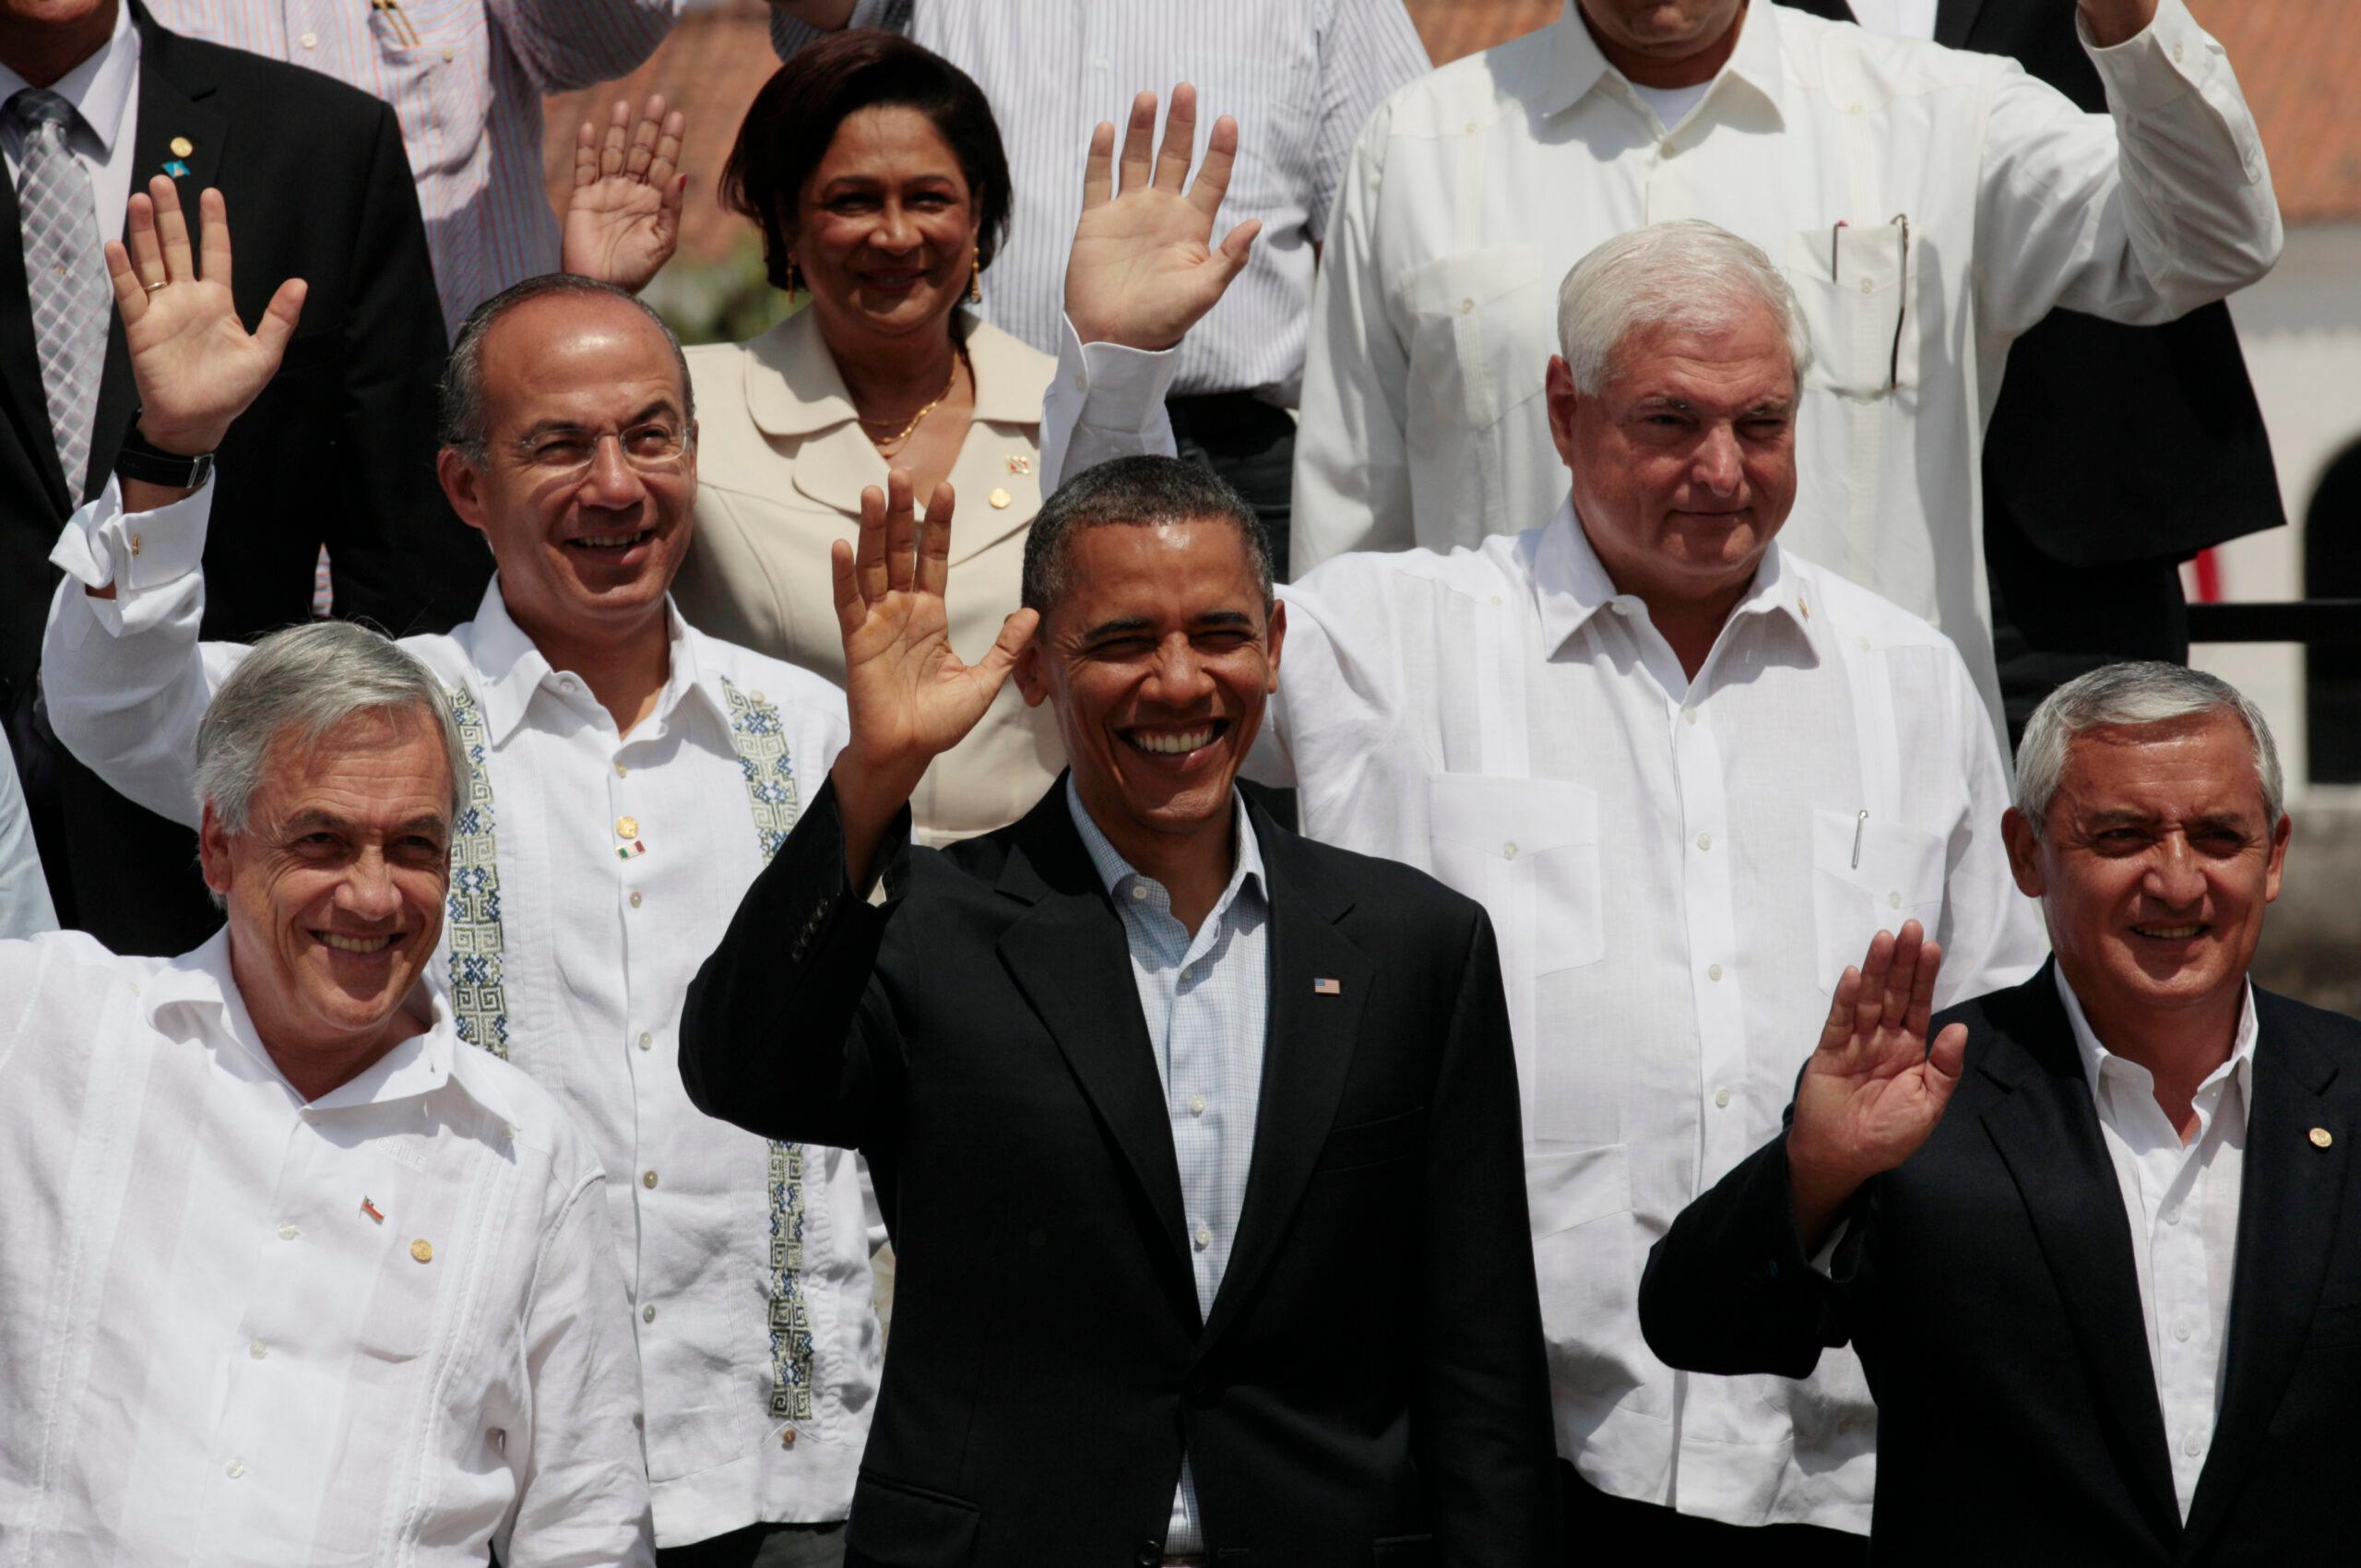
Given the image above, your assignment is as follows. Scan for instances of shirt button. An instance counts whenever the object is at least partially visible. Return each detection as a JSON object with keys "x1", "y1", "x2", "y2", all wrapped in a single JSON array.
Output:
[
  {"x1": 2163, "y1": 1205, "x2": 2181, "y2": 1226},
  {"x1": 780, "y1": 1427, "x2": 799, "y2": 1448},
  {"x1": 277, "y1": 1222, "x2": 299, "y2": 1241},
  {"x1": 1683, "y1": 708, "x2": 1697, "y2": 725},
  {"x1": 1180, "y1": 966, "x2": 1194, "y2": 983},
  {"x1": 1459, "y1": 297, "x2": 1475, "y2": 315},
  {"x1": 1502, "y1": 841, "x2": 1519, "y2": 860},
  {"x1": 1189, "y1": 1095, "x2": 1207, "y2": 1116},
  {"x1": 442, "y1": 46, "x2": 455, "y2": 62},
  {"x1": 1696, "y1": 832, "x2": 1713, "y2": 851},
  {"x1": 642, "y1": 1304, "x2": 658, "y2": 1324},
  {"x1": 129, "y1": 531, "x2": 142, "y2": 556},
  {"x1": 1608, "y1": 600, "x2": 1630, "y2": 616},
  {"x1": 1708, "y1": 962, "x2": 1724, "y2": 982},
  {"x1": 1860, "y1": 279, "x2": 1875, "y2": 295},
  {"x1": 1130, "y1": 884, "x2": 1149, "y2": 902},
  {"x1": 1714, "y1": 1087, "x2": 1731, "y2": 1110},
  {"x1": 614, "y1": 761, "x2": 629, "y2": 778},
  {"x1": 2183, "y1": 1431, "x2": 2203, "y2": 1457},
  {"x1": 1857, "y1": 636, "x2": 1872, "y2": 652},
  {"x1": 1093, "y1": 55, "x2": 1109, "y2": 69},
  {"x1": 560, "y1": 677, "x2": 577, "y2": 694},
  {"x1": 628, "y1": 890, "x2": 643, "y2": 909},
  {"x1": 2173, "y1": 42, "x2": 2185, "y2": 64},
  {"x1": 299, "y1": 30, "x2": 317, "y2": 48},
  {"x1": 638, "y1": 1031, "x2": 653, "y2": 1051},
  {"x1": 226, "y1": 1457, "x2": 247, "y2": 1479},
  {"x1": 1887, "y1": 892, "x2": 1903, "y2": 909},
  {"x1": 1194, "y1": 1224, "x2": 1214, "y2": 1250},
  {"x1": 1847, "y1": 101, "x2": 1863, "y2": 114},
  {"x1": 642, "y1": 1170, "x2": 658, "y2": 1189},
  {"x1": 248, "y1": 1338, "x2": 268, "y2": 1359},
  {"x1": 2173, "y1": 1319, "x2": 2192, "y2": 1343}
]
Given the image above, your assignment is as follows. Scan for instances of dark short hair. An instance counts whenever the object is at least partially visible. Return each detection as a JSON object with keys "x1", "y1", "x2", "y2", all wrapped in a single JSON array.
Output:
[
  {"x1": 439, "y1": 274, "x2": 693, "y2": 461},
  {"x1": 1022, "y1": 456, "x2": 1274, "y2": 619},
  {"x1": 722, "y1": 30, "x2": 1014, "y2": 295}
]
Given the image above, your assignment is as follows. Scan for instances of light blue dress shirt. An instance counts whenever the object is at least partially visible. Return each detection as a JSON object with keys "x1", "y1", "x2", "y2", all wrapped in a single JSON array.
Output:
[{"x1": 1066, "y1": 778, "x2": 1270, "y2": 1555}]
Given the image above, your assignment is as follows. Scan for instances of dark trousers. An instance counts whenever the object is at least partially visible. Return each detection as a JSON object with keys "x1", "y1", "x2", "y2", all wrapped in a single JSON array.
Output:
[
  {"x1": 1560, "y1": 1462, "x2": 1868, "y2": 1565},
  {"x1": 658, "y1": 1521, "x2": 847, "y2": 1566},
  {"x1": 1166, "y1": 392, "x2": 1295, "y2": 582}
]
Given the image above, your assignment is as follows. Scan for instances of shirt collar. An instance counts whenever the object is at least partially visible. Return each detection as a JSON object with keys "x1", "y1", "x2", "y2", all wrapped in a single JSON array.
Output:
[
  {"x1": 0, "y1": 1, "x2": 138, "y2": 155},
  {"x1": 1064, "y1": 775, "x2": 1267, "y2": 917},
  {"x1": 1529, "y1": 499, "x2": 1814, "y2": 659},
  {"x1": 1534, "y1": 0, "x2": 1786, "y2": 127},
  {"x1": 139, "y1": 929, "x2": 518, "y2": 1123},
  {"x1": 744, "y1": 308, "x2": 1042, "y2": 438},
  {"x1": 2056, "y1": 965, "x2": 2260, "y2": 1109},
  {"x1": 463, "y1": 576, "x2": 730, "y2": 748}
]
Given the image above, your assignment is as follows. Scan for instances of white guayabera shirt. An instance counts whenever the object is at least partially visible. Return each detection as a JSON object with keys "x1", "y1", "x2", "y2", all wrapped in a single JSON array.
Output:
[
  {"x1": 1293, "y1": 0, "x2": 2281, "y2": 728},
  {"x1": 1247, "y1": 507, "x2": 2049, "y2": 1533},
  {"x1": 0, "y1": 930, "x2": 653, "y2": 1567}
]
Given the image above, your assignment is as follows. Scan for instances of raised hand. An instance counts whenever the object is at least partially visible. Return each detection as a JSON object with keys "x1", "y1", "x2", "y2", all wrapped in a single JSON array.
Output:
[
  {"x1": 561, "y1": 94, "x2": 687, "y2": 293},
  {"x1": 104, "y1": 178, "x2": 305, "y2": 456},
  {"x1": 1062, "y1": 85, "x2": 1261, "y2": 351},
  {"x1": 828, "y1": 473, "x2": 1038, "y2": 879},
  {"x1": 1786, "y1": 921, "x2": 1970, "y2": 1249}
]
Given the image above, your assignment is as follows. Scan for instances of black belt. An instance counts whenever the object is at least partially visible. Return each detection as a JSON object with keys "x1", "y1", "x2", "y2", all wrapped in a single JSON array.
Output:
[{"x1": 1165, "y1": 389, "x2": 1292, "y2": 442}]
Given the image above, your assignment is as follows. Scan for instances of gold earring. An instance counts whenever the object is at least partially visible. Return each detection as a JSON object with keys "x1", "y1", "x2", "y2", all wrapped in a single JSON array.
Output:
[
  {"x1": 785, "y1": 254, "x2": 799, "y2": 298},
  {"x1": 967, "y1": 251, "x2": 981, "y2": 304}
]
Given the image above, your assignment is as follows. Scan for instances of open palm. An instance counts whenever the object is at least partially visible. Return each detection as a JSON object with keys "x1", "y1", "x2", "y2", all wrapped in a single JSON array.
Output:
[
  {"x1": 1063, "y1": 85, "x2": 1260, "y2": 352},
  {"x1": 831, "y1": 473, "x2": 1038, "y2": 772},
  {"x1": 562, "y1": 95, "x2": 686, "y2": 294},
  {"x1": 105, "y1": 178, "x2": 303, "y2": 455},
  {"x1": 1790, "y1": 921, "x2": 1970, "y2": 1198}
]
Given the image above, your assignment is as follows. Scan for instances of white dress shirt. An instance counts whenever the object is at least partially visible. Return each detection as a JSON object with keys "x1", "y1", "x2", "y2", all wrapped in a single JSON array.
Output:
[
  {"x1": 150, "y1": 0, "x2": 679, "y2": 329},
  {"x1": 1070, "y1": 780, "x2": 1270, "y2": 1555},
  {"x1": 2058, "y1": 968, "x2": 2255, "y2": 1521},
  {"x1": 0, "y1": 725, "x2": 55, "y2": 938},
  {"x1": 1845, "y1": 0, "x2": 1939, "y2": 41},
  {"x1": 1248, "y1": 507, "x2": 2048, "y2": 1530},
  {"x1": 0, "y1": 2, "x2": 137, "y2": 279},
  {"x1": 41, "y1": 487, "x2": 878, "y2": 1548},
  {"x1": 1293, "y1": 0, "x2": 2281, "y2": 726},
  {"x1": 0, "y1": 929, "x2": 653, "y2": 1567},
  {"x1": 771, "y1": 0, "x2": 1431, "y2": 402}
]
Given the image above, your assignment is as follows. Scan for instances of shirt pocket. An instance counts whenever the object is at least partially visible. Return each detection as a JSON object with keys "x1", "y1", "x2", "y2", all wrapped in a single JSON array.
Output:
[
  {"x1": 1166, "y1": 52, "x2": 1313, "y2": 214},
  {"x1": 1425, "y1": 774, "x2": 1605, "y2": 974},
  {"x1": 1397, "y1": 245, "x2": 1551, "y2": 434},
  {"x1": 1784, "y1": 224, "x2": 1918, "y2": 400},
  {"x1": 1525, "y1": 1145, "x2": 1641, "y2": 1401},
  {"x1": 1809, "y1": 808, "x2": 1947, "y2": 992}
]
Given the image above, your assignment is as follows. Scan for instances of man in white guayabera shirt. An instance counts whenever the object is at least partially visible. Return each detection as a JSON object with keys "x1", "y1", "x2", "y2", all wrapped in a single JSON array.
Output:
[
  {"x1": 1062, "y1": 218, "x2": 2049, "y2": 1559},
  {"x1": 39, "y1": 112, "x2": 1265, "y2": 1563},
  {"x1": 0, "y1": 620, "x2": 654, "y2": 1565}
]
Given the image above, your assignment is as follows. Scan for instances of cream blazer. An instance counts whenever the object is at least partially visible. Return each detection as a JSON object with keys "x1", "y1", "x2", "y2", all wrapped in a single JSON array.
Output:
[{"x1": 677, "y1": 309, "x2": 1067, "y2": 847}]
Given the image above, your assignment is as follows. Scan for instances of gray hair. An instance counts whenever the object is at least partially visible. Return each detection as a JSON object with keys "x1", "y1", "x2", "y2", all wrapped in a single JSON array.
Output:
[
  {"x1": 196, "y1": 621, "x2": 469, "y2": 836},
  {"x1": 440, "y1": 273, "x2": 694, "y2": 462},
  {"x1": 2015, "y1": 661, "x2": 2285, "y2": 836},
  {"x1": 1022, "y1": 455, "x2": 1274, "y2": 618},
  {"x1": 1556, "y1": 220, "x2": 1814, "y2": 395}
]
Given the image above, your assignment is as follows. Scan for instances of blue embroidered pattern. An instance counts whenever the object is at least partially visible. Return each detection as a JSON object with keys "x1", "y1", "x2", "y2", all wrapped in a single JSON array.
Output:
[
  {"x1": 443, "y1": 684, "x2": 509, "y2": 1059},
  {"x1": 720, "y1": 677, "x2": 815, "y2": 1424}
]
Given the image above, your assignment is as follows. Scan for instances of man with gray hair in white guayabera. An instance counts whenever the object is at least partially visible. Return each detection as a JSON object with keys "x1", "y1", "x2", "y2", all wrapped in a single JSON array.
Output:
[
  {"x1": 0, "y1": 621, "x2": 655, "y2": 1566},
  {"x1": 1218, "y1": 219, "x2": 2047, "y2": 1556}
]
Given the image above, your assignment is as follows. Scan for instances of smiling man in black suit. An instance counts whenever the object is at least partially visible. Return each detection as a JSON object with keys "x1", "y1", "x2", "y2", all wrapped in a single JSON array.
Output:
[
  {"x1": 1642, "y1": 660, "x2": 2361, "y2": 1564},
  {"x1": 682, "y1": 449, "x2": 1560, "y2": 1565},
  {"x1": 0, "y1": 0, "x2": 482, "y2": 950}
]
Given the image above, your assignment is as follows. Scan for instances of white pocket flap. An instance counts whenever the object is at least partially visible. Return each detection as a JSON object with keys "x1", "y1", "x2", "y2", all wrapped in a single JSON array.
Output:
[
  {"x1": 1428, "y1": 775, "x2": 1598, "y2": 858},
  {"x1": 1525, "y1": 1144, "x2": 1631, "y2": 1241}
]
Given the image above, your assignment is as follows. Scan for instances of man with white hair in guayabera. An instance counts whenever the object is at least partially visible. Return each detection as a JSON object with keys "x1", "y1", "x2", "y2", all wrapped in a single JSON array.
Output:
[
  {"x1": 0, "y1": 621, "x2": 654, "y2": 1566},
  {"x1": 1221, "y1": 219, "x2": 2052, "y2": 1556}
]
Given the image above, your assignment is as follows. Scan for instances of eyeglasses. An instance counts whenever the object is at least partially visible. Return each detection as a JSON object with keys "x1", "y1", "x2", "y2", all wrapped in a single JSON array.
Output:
[{"x1": 508, "y1": 421, "x2": 695, "y2": 483}]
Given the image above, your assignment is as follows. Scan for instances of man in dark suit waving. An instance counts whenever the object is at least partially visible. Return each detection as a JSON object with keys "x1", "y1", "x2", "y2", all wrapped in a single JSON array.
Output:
[
  {"x1": 1640, "y1": 661, "x2": 2361, "y2": 1563},
  {"x1": 682, "y1": 454, "x2": 1560, "y2": 1565}
]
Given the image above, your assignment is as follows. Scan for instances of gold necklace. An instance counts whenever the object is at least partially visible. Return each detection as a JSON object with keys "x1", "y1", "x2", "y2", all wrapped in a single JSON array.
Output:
[{"x1": 861, "y1": 358, "x2": 961, "y2": 458}]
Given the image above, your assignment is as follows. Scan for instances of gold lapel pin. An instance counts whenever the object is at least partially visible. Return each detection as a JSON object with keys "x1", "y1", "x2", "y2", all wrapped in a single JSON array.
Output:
[
  {"x1": 2310, "y1": 1126, "x2": 2334, "y2": 1149},
  {"x1": 170, "y1": 135, "x2": 194, "y2": 158},
  {"x1": 988, "y1": 487, "x2": 1013, "y2": 509},
  {"x1": 410, "y1": 1238, "x2": 435, "y2": 1263}
]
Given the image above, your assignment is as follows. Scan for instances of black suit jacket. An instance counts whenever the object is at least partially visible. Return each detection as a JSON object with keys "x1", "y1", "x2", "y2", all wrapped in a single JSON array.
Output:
[
  {"x1": 1639, "y1": 964, "x2": 2361, "y2": 1564},
  {"x1": 682, "y1": 778, "x2": 1560, "y2": 1567},
  {"x1": 1, "y1": 3, "x2": 488, "y2": 945}
]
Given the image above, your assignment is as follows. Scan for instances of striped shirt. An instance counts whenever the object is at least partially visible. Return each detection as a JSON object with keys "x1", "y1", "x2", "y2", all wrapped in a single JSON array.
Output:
[
  {"x1": 773, "y1": 0, "x2": 1430, "y2": 403},
  {"x1": 150, "y1": 0, "x2": 679, "y2": 333},
  {"x1": 1067, "y1": 778, "x2": 1270, "y2": 1556}
]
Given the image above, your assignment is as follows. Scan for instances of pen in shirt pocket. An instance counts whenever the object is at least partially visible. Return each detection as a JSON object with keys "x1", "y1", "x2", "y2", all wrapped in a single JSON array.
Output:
[{"x1": 371, "y1": 0, "x2": 423, "y2": 48}]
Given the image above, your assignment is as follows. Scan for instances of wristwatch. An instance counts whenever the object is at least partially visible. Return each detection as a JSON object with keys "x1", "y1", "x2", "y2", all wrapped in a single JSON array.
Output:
[{"x1": 113, "y1": 422, "x2": 215, "y2": 489}]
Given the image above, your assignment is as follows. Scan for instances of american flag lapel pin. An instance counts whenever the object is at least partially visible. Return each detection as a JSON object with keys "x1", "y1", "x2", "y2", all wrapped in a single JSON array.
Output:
[{"x1": 1312, "y1": 978, "x2": 1342, "y2": 996}]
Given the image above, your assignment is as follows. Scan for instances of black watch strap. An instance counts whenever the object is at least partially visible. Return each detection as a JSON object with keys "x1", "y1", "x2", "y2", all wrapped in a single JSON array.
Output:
[{"x1": 114, "y1": 422, "x2": 214, "y2": 489}]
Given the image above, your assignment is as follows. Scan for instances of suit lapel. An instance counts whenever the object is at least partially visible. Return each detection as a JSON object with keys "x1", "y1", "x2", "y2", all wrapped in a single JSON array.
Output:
[
  {"x1": 2182, "y1": 1001, "x2": 2349, "y2": 1555},
  {"x1": 1936, "y1": 0, "x2": 1991, "y2": 50},
  {"x1": 1977, "y1": 972, "x2": 2182, "y2": 1543},
  {"x1": 1198, "y1": 815, "x2": 1371, "y2": 1352},
  {"x1": 90, "y1": 24, "x2": 226, "y2": 498},
  {"x1": 993, "y1": 788, "x2": 1198, "y2": 1324}
]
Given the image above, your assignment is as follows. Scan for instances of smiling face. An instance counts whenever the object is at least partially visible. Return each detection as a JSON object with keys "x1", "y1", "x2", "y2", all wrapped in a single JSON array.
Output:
[
  {"x1": 438, "y1": 292, "x2": 696, "y2": 648},
  {"x1": 2004, "y1": 711, "x2": 2289, "y2": 1041},
  {"x1": 793, "y1": 104, "x2": 979, "y2": 348},
  {"x1": 200, "y1": 707, "x2": 453, "y2": 1082},
  {"x1": 1548, "y1": 305, "x2": 1797, "y2": 616},
  {"x1": 1015, "y1": 518, "x2": 1284, "y2": 857}
]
